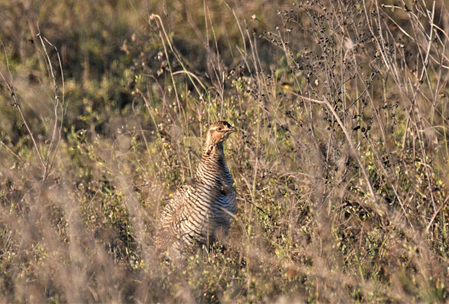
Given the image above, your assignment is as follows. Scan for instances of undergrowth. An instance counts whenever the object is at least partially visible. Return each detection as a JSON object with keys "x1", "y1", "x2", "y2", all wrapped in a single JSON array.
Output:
[{"x1": 1, "y1": 0, "x2": 449, "y2": 302}]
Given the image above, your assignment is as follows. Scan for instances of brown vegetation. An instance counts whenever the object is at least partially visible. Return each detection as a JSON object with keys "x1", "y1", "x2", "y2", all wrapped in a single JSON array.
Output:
[{"x1": 1, "y1": 0, "x2": 449, "y2": 302}]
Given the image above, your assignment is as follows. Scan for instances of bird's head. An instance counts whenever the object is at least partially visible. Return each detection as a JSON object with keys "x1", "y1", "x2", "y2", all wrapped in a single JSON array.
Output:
[{"x1": 206, "y1": 121, "x2": 236, "y2": 146}]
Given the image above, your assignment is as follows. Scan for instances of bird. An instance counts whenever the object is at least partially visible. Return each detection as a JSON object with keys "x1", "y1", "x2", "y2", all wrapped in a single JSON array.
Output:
[{"x1": 156, "y1": 121, "x2": 237, "y2": 258}]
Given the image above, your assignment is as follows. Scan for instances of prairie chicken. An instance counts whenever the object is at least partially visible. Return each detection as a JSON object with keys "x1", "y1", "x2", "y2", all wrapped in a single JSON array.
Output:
[{"x1": 156, "y1": 121, "x2": 237, "y2": 257}]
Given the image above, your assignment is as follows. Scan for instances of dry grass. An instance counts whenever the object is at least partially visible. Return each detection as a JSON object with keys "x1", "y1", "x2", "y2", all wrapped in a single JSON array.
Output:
[{"x1": 1, "y1": 0, "x2": 449, "y2": 302}]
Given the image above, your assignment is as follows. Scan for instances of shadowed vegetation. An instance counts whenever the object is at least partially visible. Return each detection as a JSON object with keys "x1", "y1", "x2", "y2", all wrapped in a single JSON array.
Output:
[{"x1": 1, "y1": 0, "x2": 449, "y2": 302}]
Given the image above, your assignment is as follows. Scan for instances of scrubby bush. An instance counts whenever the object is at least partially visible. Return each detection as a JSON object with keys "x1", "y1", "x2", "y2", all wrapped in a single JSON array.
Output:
[{"x1": 1, "y1": 0, "x2": 448, "y2": 302}]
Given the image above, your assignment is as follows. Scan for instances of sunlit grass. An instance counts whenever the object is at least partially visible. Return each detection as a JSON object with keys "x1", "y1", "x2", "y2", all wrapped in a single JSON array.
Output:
[{"x1": 1, "y1": 0, "x2": 449, "y2": 302}]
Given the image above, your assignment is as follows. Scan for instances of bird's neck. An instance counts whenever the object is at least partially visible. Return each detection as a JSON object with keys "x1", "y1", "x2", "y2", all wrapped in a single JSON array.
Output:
[
  {"x1": 202, "y1": 142, "x2": 224, "y2": 158},
  {"x1": 196, "y1": 142, "x2": 229, "y2": 182}
]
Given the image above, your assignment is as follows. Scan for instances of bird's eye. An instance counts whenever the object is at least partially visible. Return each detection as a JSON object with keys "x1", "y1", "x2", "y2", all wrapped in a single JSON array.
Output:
[{"x1": 217, "y1": 127, "x2": 222, "y2": 131}]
